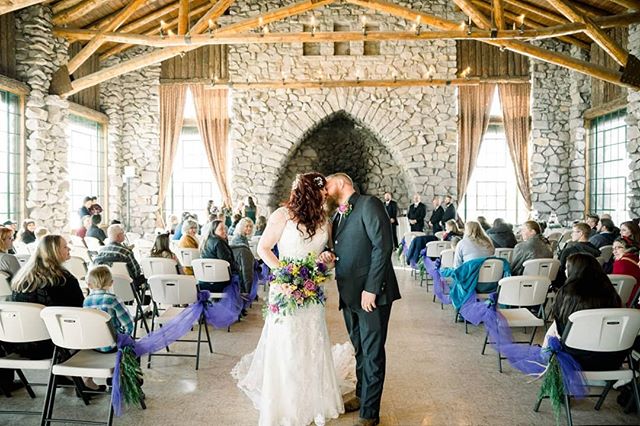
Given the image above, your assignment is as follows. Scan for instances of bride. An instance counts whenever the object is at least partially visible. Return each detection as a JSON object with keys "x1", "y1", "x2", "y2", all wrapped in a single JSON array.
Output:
[{"x1": 232, "y1": 172, "x2": 353, "y2": 426}]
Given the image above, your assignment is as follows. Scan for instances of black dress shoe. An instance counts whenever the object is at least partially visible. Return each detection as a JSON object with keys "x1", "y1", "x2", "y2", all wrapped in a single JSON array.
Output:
[
  {"x1": 354, "y1": 418, "x2": 380, "y2": 426},
  {"x1": 344, "y1": 396, "x2": 360, "y2": 413}
]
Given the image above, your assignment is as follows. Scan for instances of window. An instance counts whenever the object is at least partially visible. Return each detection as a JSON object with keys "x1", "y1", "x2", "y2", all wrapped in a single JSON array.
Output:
[
  {"x1": 165, "y1": 88, "x2": 221, "y2": 221},
  {"x1": 333, "y1": 23, "x2": 350, "y2": 56},
  {"x1": 302, "y1": 24, "x2": 320, "y2": 56},
  {"x1": 363, "y1": 24, "x2": 380, "y2": 56},
  {"x1": 0, "y1": 89, "x2": 22, "y2": 221},
  {"x1": 67, "y1": 114, "x2": 105, "y2": 227},
  {"x1": 588, "y1": 109, "x2": 628, "y2": 225}
]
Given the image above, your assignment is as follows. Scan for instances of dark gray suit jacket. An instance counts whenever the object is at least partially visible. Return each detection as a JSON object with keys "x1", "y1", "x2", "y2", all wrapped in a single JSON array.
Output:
[{"x1": 332, "y1": 193, "x2": 401, "y2": 310}]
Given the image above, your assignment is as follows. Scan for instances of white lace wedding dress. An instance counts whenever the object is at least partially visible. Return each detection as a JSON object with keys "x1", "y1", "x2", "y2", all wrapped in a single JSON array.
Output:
[{"x1": 231, "y1": 216, "x2": 355, "y2": 426}]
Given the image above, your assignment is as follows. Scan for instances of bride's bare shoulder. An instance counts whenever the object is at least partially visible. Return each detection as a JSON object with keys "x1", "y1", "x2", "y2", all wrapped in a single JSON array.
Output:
[{"x1": 269, "y1": 207, "x2": 291, "y2": 224}]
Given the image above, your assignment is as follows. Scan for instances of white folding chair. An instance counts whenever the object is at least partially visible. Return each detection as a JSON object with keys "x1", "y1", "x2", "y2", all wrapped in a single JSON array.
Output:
[
  {"x1": 176, "y1": 248, "x2": 201, "y2": 268},
  {"x1": 125, "y1": 232, "x2": 141, "y2": 243},
  {"x1": 191, "y1": 259, "x2": 231, "y2": 300},
  {"x1": 111, "y1": 274, "x2": 151, "y2": 339},
  {"x1": 140, "y1": 257, "x2": 178, "y2": 277},
  {"x1": 133, "y1": 246, "x2": 151, "y2": 263},
  {"x1": 424, "y1": 241, "x2": 452, "y2": 288},
  {"x1": 15, "y1": 254, "x2": 30, "y2": 267},
  {"x1": 522, "y1": 258, "x2": 561, "y2": 281},
  {"x1": 70, "y1": 245, "x2": 92, "y2": 263},
  {"x1": 83, "y1": 236, "x2": 102, "y2": 250},
  {"x1": 434, "y1": 231, "x2": 445, "y2": 240},
  {"x1": 68, "y1": 235, "x2": 85, "y2": 248},
  {"x1": 12, "y1": 241, "x2": 30, "y2": 255},
  {"x1": 597, "y1": 245, "x2": 614, "y2": 266},
  {"x1": 0, "y1": 272, "x2": 11, "y2": 301},
  {"x1": 0, "y1": 302, "x2": 51, "y2": 412},
  {"x1": 607, "y1": 274, "x2": 637, "y2": 306},
  {"x1": 39, "y1": 307, "x2": 144, "y2": 425},
  {"x1": 460, "y1": 259, "x2": 505, "y2": 334},
  {"x1": 482, "y1": 275, "x2": 550, "y2": 372},
  {"x1": 494, "y1": 248, "x2": 514, "y2": 262},
  {"x1": 401, "y1": 231, "x2": 426, "y2": 264},
  {"x1": 63, "y1": 256, "x2": 87, "y2": 287},
  {"x1": 534, "y1": 309, "x2": 640, "y2": 426},
  {"x1": 440, "y1": 249, "x2": 455, "y2": 269},
  {"x1": 109, "y1": 262, "x2": 130, "y2": 277},
  {"x1": 146, "y1": 274, "x2": 212, "y2": 370}
]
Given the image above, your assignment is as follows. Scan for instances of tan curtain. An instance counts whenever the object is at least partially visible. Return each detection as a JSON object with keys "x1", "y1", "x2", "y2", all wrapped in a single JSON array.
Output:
[
  {"x1": 457, "y1": 83, "x2": 496, "y2": 201},
  {"x1": 189, "y1": 84, "x2": 232, "y2": 206},
  {"x1": 157, "y1": 85, "x2": 187, "y2": 227},
  {"x1": 498, "y1": 83, "x2": 531, "y2": 210},
  {"x1": 499, "y1": 83, "x2": 532, "y2": 210}
]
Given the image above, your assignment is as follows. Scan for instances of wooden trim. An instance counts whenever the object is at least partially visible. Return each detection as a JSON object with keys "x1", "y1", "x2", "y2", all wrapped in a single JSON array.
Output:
[
  {"x1": 53, "y1": 0, "x2": 113, "y2": 26},
  {"x1": 68, "y1": 101, "x2": 109, "y2": 123},
  {"x1": 0, "y1": 0, "x2": 47, "y2": 15},
  {"x1": 178, "y1": 0, "x2": 189, "y2": 35},
  {"x1": 0, "y1": 74, "x2": 29, "y2": 95},
  {"x1": 583, "y1": 97, "x2": 628, "y2": 121}
]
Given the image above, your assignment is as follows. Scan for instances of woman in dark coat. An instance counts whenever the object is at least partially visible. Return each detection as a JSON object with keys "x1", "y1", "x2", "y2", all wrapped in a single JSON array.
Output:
[{"x1": 200, "y1": 220, "x2": 239, "y2": 293}]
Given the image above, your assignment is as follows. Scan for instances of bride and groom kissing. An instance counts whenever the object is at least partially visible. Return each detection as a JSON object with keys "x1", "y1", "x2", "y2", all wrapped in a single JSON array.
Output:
[{"x1": 232, "y1": 172, "x2": 401, "y2": 426}]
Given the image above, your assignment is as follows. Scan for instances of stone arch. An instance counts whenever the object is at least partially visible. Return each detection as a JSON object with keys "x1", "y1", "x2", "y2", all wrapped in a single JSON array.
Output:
[{"x1": 271, "y1": 110, "x2": 411, "y2": 208}]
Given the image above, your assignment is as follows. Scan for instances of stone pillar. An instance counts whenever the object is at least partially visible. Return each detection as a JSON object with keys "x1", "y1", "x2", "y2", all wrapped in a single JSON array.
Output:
[
  {"x1": 567, "y1": 45, "x2": 591, "y2": 220},
  {"x1": 100, "y1": 47, "x2": 160, "y2": 233},
  {"x1": 15, "y1": 5, "x2": 70, "y2": 232},
  {"x1": 627, "y1": 24, "x2": 640, "y2": 217},
  {"x1": 530, "y1": 40, "x2": 572, "y2": 223}
]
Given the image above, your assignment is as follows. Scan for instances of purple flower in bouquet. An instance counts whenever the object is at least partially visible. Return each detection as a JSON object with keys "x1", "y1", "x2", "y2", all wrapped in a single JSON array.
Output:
[
  {"x1": 299, "y1": 266, "x2": 310, "y2": 279},
  {"x1": 304, "y1": 280, "x2": 317, "y2": 291},
  {"x1": 316, "y1": 262, "x2": 327, "y2": 273}
]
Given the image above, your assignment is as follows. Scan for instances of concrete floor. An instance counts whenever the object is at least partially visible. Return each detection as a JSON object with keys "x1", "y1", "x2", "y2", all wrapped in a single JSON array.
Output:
[{"x1": 2, "y1": 263, "x2": 638, "y2": 425}]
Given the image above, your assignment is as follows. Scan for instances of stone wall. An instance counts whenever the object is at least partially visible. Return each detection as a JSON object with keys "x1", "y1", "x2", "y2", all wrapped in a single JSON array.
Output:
[
  {"x1": 228, "y1": 0, "x2": 459, "y2": 214},
  {"x1": 627, "y1": 24, "x2": 640, "y2": 217},
  {"x1": 15, "y1": 5, "x2": 70, "y2": 232},
  {"x1": 100, "y1": 46, "x2": 161, "y2": 233}
]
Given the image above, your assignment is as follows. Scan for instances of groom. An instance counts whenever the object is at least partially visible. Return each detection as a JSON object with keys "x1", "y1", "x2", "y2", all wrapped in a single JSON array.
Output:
[{"x1": 322, "y1": 173, "x2": 401, "y2": 426}]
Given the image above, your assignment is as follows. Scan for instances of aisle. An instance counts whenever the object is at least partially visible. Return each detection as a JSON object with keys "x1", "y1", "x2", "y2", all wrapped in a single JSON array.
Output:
[{"x1": 4, "y1": 264, "x2": 637, "y2": 425}]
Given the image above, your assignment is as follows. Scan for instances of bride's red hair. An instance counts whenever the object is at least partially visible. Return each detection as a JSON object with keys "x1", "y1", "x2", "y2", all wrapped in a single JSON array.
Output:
[{"x1": 284, "y1": 172, "x2": 326, "y2": 239}]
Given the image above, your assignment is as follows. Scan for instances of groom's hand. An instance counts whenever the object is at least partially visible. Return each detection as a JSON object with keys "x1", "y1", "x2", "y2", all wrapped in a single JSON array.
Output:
[
  {"x1": 319, "y1": 251, "x2": 336, "y2": 264},
  {"x1": 361, "y1": 291, "x2": 377, "y2": 312}
]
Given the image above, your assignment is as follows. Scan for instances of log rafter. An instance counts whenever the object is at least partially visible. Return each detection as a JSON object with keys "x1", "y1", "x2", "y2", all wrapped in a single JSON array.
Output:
[
  {"x1": 53, "y1": 0, "x2": 112, "y2": 26},
  {"x1": 493, "y1": 0, "x2": 505, "y2": 29},
  {"x1": 0, "y1": 0, "x2": 47, "y2": 15}
]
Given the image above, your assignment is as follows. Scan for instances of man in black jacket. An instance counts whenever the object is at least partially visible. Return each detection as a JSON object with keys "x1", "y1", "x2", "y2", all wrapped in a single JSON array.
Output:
[
  {"x1": 441, "y1": 195, "x2": 457, "y2": 228},
  {"x1": 407, "y1": 194, "x2": 426, "y2": 232},
  {"x1": 383, "y1": 192, "x2": 398, "y2": 248},
  {"x1": 429, "y1": 196, "x2": 444, "y2": 233},
  {"x1": 554, "y1": 222, "x2": 601, "y2": 289}
]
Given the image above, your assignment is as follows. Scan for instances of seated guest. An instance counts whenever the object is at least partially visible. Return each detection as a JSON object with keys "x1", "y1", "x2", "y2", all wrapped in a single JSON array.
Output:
[
  {"x1": 589, "y1": 218, "x2": 617, "y2": 249},
  {"x1": 200, "y1": 220, "x2": 239, "y2": 293},
  {"x1": 477, "y1": 216, "x2": 491, "y2": 232},
  {"x1": 28, "y1": 227, "x2": 49, "y2": 253},
  {"x1": 599, "y1": 214, "x2": 620, "y2": 238},
  {"x1": 83, "y1": 265, "x2": 134, "y2": 351},
  {"x1": 230, "y1": 218, "x2": 256, "y2": 295},
  {"x1": 228, "y1": 213, "x2": 242, "y2": 236},
  {"x1": 179, "y1": 219, "x2": 200, "y2": 249},
  {"x1": 442, "y1": 219, "x2": 463, "y2": 242},
  {"x1": 547, "y1": 253, "x2": 624, "y2": 370},
  {"x1": 620, "y1": 220, "x2": 640, "y2": 245},
  {"x1": 585, "y1": 213, "x2": 599, "y2": 238},
  {"x1": 254, "y1": 215, "x2": 267, "y2": 237},
  {"x1": 510, "y1": 221, "x2": 553, "y2": 276},
  {"x1": 0, "y1": 226, "x2": 20, "y2": 280},
  {"x1": 19, "y1": 219, "x2": 36, "y2": 244},
  {"x1": 230, "y1": 218, "x2": 254, "y2": 247},
  {"x1": 78, "y1": 196, "x2": 92, "y2": 218},
  {"x1": 172, "y1": 212, "x2": 193, "y2": 241},
  {"x1": 453, "y1": 221, "x2": 494, "y2": 268},
  {"x1": 150, "y1": 233, "x2": 181, "y2": 274},
  {"x1": 199, "y1": 214, "x2": 217, "y2": 247},
  {"x1": 88, "y1": 196, "x2": 103, "y2": 216},
  {"x1": 486, "y1": 218, "x2": 517, "y2": 248},
  {"x1": 553, "y1": 223, "x2": 601, "y2": 289},
  {"x1": 93, "y1": 224, "x2": 146, "y2": 288},
  {"x1": 167, "y1": 214, "x2": 179, "y2": 234},
  {"x1": 612, "y1": 237, "x2": 640, "y2": 307},
  {"x1": 86, "y1": 214, "x2": 107, "y2": 244}
]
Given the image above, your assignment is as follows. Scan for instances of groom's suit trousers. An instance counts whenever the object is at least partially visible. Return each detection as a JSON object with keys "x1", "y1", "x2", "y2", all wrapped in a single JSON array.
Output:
[{"x1": 342, "y1": 303, "x2": 392, "y2": 420}]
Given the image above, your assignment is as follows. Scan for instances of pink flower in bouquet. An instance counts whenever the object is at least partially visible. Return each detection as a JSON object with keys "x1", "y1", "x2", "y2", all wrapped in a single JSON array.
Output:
[
  {"x1": 269, "y1": 304, "x2": 279, "y2": 313},
  {"x1": 292, "y1": 290, "x2": 302, "y2": 299},
  {"x1": 304, "y1": 280, "x2": 317, "y2": 291}
]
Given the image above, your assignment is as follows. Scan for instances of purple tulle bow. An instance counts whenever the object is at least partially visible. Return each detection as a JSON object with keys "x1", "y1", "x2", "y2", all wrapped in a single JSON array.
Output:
[{"x1": 425, "y1": 257, "x2": 451, "y2": 304}]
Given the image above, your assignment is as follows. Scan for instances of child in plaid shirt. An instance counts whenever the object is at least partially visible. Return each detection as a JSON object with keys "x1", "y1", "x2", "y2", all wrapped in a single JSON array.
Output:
[{"x1": 83, "y1": 265, "x2": 134, "y2": 349}]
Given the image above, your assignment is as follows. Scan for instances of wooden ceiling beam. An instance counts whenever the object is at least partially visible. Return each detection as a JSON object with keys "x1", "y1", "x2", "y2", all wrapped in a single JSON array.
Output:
[
  {"x1": 52, "y1": 0, "x2": 84, "y2": 14},
  {"x1": 546, "y1": 0, "x2": 629, "y2": 66},
  {"x1": 53, "y1": 0, "x2": 113, "y2": 26},
  {"x1": 0, "y1": 0, "x2": 47, "y2": 15},
  {"x1": 607, "y1": 0, "x2": 640, "y2": 9},
  {"x1": 493, "y1": 0, "x2": 505, "y2": 29},
  {"x1": 502, "y1": 0, "x2": 568, "y2": 25},
  {"x1": 64, "y1": 0, "x2": 336, "y2": 96},
  {"x1": 178, "y1": 0, "x2": 188, "y2": 35},
  {"x1": 91, "y1": 0, "x2": 178, "y2": 31}
]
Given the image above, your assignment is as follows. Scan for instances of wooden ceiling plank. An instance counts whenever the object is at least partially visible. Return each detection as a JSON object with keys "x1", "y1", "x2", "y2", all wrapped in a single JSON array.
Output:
[
  {"x1": 91, "y1": 1, "x2": 178, "y2": 31},
  {"x1": 178, "y1": 0, "x2": 188, "y2": 35},
  {"x1": 493, "y1": 0, "x2": 505, "y2": 29},
  {"x1": 547, "y1": 0, "x2": 628, "y2": 66},
  {"x1": 503, "y1": 0, "x2": 567, "y2": 25},
  {"x1": 53, "y1": 0, "x2": 113, "y2": 26},
  {"x1": 66, "y1": 0, "x2": 147, "y2": 74},
  {"x1": 607, "y1": 0, "x2": 640, "y2": 9},
  {"x1": 0, "y1": 0, "x2": 48, "y2": 15},
  {"x1": 52, "y1": 0, "x2": 84, "y2": 14},
  {"x1": 346, "y1": 0, "x2": 459, "y2": 30},
  {"x1": 65, "y1": 0, "x2": 336, "y2": 96}
]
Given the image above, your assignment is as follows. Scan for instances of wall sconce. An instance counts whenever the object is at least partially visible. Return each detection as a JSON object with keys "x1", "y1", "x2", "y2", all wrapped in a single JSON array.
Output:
[
  {"x1": 159, "y1": 20, "x2": 166, "y2": 38},
  {"x1": 466, "y1": 16, "x2": 472, "y2": 36},
  {"x1": 414, "y1": 15, "x2": 421, "y2": 36},
  {"x1": 310, "y1": 16, "x2": 317, "y2": 36},
  {"x1": 361, "y1": 16, "x2": 367, "y2": 36}
]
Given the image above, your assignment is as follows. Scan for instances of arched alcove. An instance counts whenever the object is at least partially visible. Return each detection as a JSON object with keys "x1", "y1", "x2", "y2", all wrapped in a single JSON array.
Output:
[{"x1": 272, "y1": 111, "x2": 410, "y2": 208}]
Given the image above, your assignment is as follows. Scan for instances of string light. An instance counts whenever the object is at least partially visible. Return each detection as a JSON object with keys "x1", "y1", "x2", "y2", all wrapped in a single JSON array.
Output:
[
  {"x1": 310, "y1": 16, "x2": 317, "y2": 36},
  {"x1": 361, "y1": 16, "x2": 367, "y2": 35},
  {"x1": 159, "y1": 20, "x2": 166, "y2": 38}
]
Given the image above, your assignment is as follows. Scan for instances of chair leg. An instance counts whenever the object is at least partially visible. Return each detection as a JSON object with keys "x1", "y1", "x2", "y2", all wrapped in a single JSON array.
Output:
[
  {"x1": 203, "y1": 318, "x2": 213, "y2": 353},
  {"x1": 15, "y1": 369, "x2": 36, "y2": 398},
  {"x1": 147, "y1": 315, "x2": 156, "y2": 369},
  {"x1": 564, "y1": 393, "x2": 573, "y2": 426},
  {"x1": 41, "y1": 375, "x2": 58, "y2": 426},
  {"x1": 529, "y1": 327, "x2": 537, "y2": 345},
  {"x1": 533, "y1": 396, "x2": 543, "y2": 412},
  {"x1": 594, "y1": 381, "x2": 614, "y2": 410},
  {"x1": 195, "y1": 318, "x2": 203, "y2": 371},
  {"x1": 629, "y1": 356, "x2": 640, "y2": 415},
  {"x1": 107, "y1": 390, "x2": 115, "y2": 426},
  {"x1": 72, "y1": 376, "x2": 91, "y2": 406},
  {"x1": 481, "y1": 333, "x2": 489, "y2": 355},
  {"x1": 465, "y1": 319, "x2": 469, "y2": 334},
  {"x1": 498, "y1": 351, "x2": 503, "y2": 373}
]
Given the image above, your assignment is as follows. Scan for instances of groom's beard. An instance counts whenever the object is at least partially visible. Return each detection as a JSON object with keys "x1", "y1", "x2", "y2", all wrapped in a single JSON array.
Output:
[{"x1": 325, "y1": 195, "x2": 339, "y2": 217}]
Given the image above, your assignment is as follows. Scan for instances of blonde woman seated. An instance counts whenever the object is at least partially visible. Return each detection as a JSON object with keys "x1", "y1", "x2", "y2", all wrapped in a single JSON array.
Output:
[
  {"x1": 178, "y1": 219, "x2": 199, "y2": 275},
  {"x1": 509, "y1": 221, "x2": 553, "y2": 276},
  {"x1": 442, "y1": 219, "x2": 463, "y2": 242},
  {"x1": 453, "y1": 221, "x2": 495, "y2": 268}
]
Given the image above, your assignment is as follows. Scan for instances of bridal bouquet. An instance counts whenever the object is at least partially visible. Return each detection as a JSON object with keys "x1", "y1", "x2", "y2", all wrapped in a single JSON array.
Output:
[{"x1": 266, "y1": 253, "x2": 330, "y2": 317}]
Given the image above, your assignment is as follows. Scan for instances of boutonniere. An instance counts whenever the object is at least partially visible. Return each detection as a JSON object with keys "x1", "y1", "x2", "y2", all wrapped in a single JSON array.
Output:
[{"x1": 337, "y1": 203, "x2": 353, "y2": 217}]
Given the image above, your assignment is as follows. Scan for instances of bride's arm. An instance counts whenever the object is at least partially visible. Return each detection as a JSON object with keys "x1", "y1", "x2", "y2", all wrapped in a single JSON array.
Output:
[{"x1": 257, "y1": 208, "x2": 287, "y2": 269}]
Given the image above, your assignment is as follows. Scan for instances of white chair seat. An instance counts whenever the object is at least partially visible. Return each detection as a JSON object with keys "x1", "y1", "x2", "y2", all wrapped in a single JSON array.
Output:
[
  {"x1": 209, "y1": 292, "x2": 226, "y2": 300},
  {"x1": 126, "y1": 304, "x2": 151, "y2": 318},
  {"x1": 156, "y1": 306, "x2": 186, "y2": 325},
  {"x1": 52, "y1": 350, "x2": 116, "y2": 379},
  {"x1": 0, "y1": 354, "x2": 51, "y2": 370},
  {"x1": 500, "y1": 308, "x2": 545, "y2": 328},
  {"x1": 583, "y1": 369, "x2": 634, "y2": 383}
]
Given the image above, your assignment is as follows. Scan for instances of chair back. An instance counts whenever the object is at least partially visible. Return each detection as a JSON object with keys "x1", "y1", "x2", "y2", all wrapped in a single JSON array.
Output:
[
  {"x1": 494, "y1": 248, "x2": 514, "y2": 262},
  {"x1": 546, "y1": 232, "x2": 562, "y2": 242},
  {"x1": 140, "y1": 257, "x2": 178, "y2": 277},
  {"x1": 0, "y1": 271, "x2": 12, "y2": 299},
  {"x1": 425, "y1": 241, "x2": 451, "y2": 258},
  {"x1": 0, "y1": 302, "x2": 49, "y2": 342},
  {"x1": 147, "y1": 274, "x2": 198, "y2": 305},
  {"x1": 133, "y1": 238, "x2": 154, "y2": 248},
  {"x1": 40, "y1": 307, "x2": 115, "y2": 350},
  {"x1": 111, "y1": 274, "x2": 136, "y2": 303},
  {"x1": 125, "y1": 232, "x2": 141, "y2": 242},
  {"x1": 84, "y1": 236, "x2": 102, "y2": 250},
  {"x1": 598, "y1": 245, "x2": 614, "y2": 265},
  {"x1": 440, "y1": 249, "x2": 455, "y2": 269},
  {"x1": 192, "y1": 259, "x2": 231, "y2": 283},
  {"x1": 15, "y1": 254, "x2": 30, "y2": 267},
  {"x1": 564, "y1": 309, "x2": 640, "y2": 353},
  {"x1": 522, "y1": 258, "x2": 560, "y2": 281},
  {"x1": 176, "y1": 248, "x2": 201, "y2": 267},
  {"x1": 70, "y1": 245, "x2": 91, "y2": 263},
  {"x1": 12, "y1": 241, "x2": 30, "y2": 255},
  {"x1": 403, "y1": 232, "x2": 426, "y2": 249},
  {"x1": 110, "y1": 262, "x2": 130, "y2": 277},
  {"x1": 434, "y1": 231, "x2": 445, "y2": 240},
  {"x1": 63, "y1": 256, "x2": 87, "y2": 282},
  {"x1": 69, "y1": 235, "x2": 85, "y2": 248},
  {"x1": 607, "y1": 274, "x2": 637, "y2": 305},
  {"x1": 477, "y1": 259, "x2": 504, "y2": 284},
  {"x1": 497, "y1": 275, "x2": 550, "y2": 307}
]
